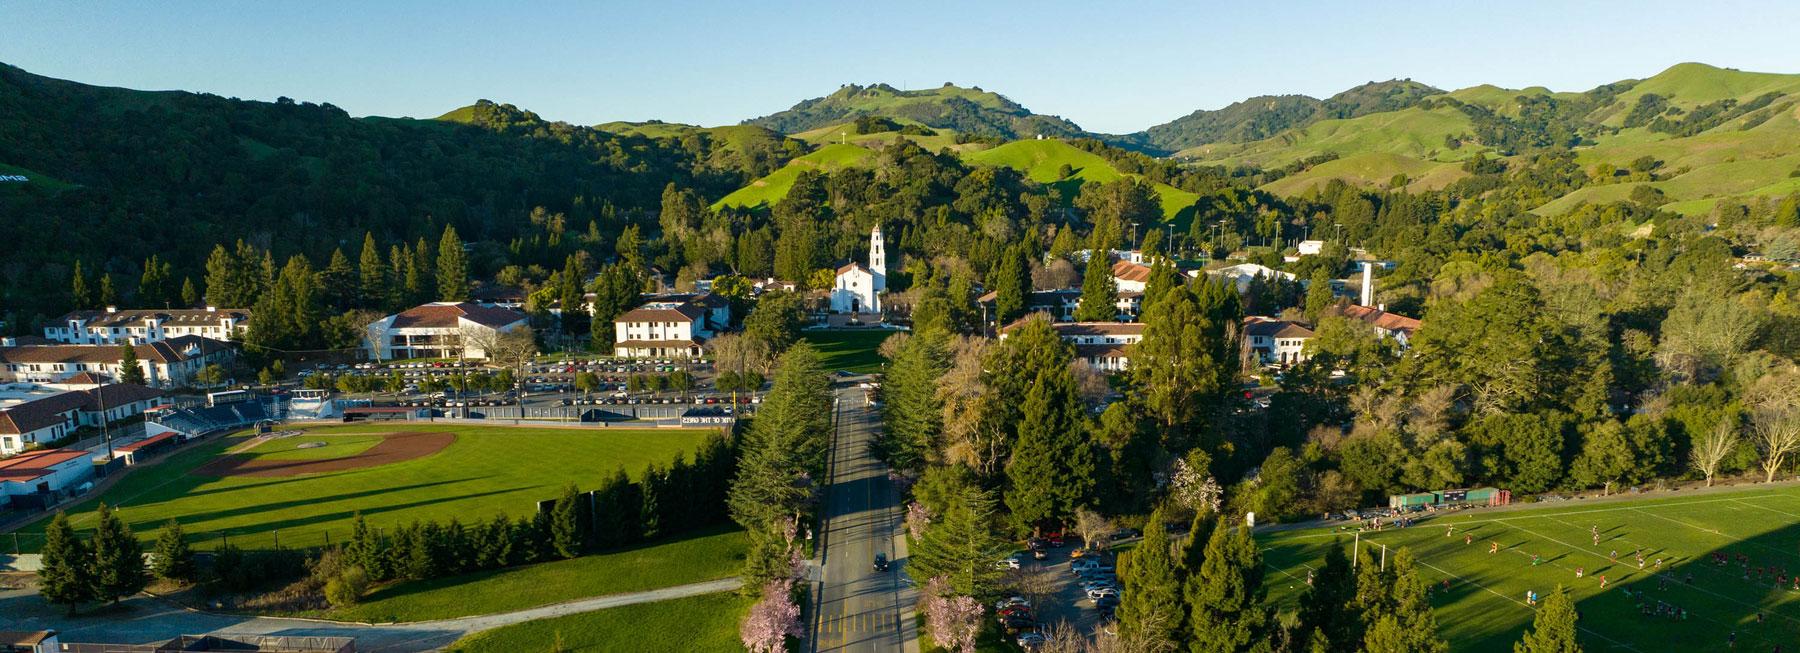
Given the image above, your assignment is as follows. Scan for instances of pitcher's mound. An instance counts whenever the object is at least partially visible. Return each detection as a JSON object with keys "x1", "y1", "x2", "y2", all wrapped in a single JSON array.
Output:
[{"x1": 195, "y1": 431, "x2": 455, "y2": 478}]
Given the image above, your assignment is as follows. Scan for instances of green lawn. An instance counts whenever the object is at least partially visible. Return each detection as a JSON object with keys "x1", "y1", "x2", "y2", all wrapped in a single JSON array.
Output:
[
  {"x1": 319, "y1": 527, "x2": 746, "y2": 622},
  {"x1": 6, "y1": 424, "x2": 718, "y2": 550},
  {"x1": 448, "y1": 590, "x2": 752, "y2": 652},
  {"x1": 1261, "y1": 485, "x2": 1800, "y2": 652},
  {"x1": 803, "y1": 330, "x2": 891, "y2": 374}
]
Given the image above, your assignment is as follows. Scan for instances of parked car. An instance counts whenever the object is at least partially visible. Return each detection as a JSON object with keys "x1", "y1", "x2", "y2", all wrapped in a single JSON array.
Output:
[
  {"x1": 995, "y1": 556, "x2": 1022, "y2": 570},
  {"x1": 1044, "y1": 532, "x2": 1066, "y2": 548},
  {"x1": 1016, "y1": 632, "x2": 1047, "y2": 649},
  {"x1": 995, "y1": 596, "x2": 1030, "y2": 611},
  {"x1": 1086, "y1": 586, "x2": 1120, "y2": 600}
]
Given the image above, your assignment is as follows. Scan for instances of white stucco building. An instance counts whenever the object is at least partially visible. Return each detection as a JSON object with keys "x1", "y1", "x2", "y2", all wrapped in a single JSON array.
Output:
[
  {"x1": 1244, "y1": 317, "x2": 1315, "y2": 366},
  {"x1": 44, "y1": 306, "x2": 251, "y2": 345},
  {"x1": 830, "y1": 226, "x2": 886, "y2": 314},
  {"x1": 999, "y1": 317, "x2": 1145, "y2": 373},
  {"x1": 363, "y1": 302, "x2": 529, "y2": 361},
  {"x1": 0, "y1": 336, "x2": 234, "y2": 388}
]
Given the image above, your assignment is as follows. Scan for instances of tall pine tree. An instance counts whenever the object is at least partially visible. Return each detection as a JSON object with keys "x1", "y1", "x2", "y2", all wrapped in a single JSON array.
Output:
[
  {"x1": 117, "y1": 341, "x2": 146, "y2": 385},
  {"x1": 1514, "y1": 584, "x2": 1581, "y2": 653},
  {"x1": 1187, "y1": 520, "x2": 1269, "y2": 653},
  {"x1": 437, "y1": 225, "x2": 469, "y2": 301},
  {"x1": 1004, "y1": 365, "x2": 1095, "y2": 533},
  {"x1": 38, "y1": 512, "x2": 94, "y2": 614},
  {"x1": 151, "y1": 520, "x2": 195, "y2": 582},
  {"x1": 1074, "y1": 253, "x2": 1117, "y2": 322},
  {"x1": 1116, "y1": 511, "x2": 1185, "y2": 648},
  {"x1": 91, "y1": 502, "x2": 148, "y2": 603},
  {"x1": 358, "y1": 232, "x2": 388, "y2": 309}
]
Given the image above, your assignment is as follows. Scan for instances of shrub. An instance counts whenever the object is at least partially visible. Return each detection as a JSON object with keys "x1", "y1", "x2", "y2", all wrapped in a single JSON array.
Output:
[{"x1": 324, "y1": 566, "x2": 369, "y2": 608}]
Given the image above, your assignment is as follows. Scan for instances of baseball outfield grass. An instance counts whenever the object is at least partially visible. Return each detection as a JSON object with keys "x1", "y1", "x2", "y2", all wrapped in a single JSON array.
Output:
[{"x1": 7, "y1": 423, "x2": 720, "y2": 551}]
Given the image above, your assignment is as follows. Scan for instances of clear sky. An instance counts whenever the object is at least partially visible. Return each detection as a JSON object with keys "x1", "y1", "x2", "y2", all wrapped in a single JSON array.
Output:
[{"x1": 4, "y1": 0, "x2": 1799, "y2": 134}]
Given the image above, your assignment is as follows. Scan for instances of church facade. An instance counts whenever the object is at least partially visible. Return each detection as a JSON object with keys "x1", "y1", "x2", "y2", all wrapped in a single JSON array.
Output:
[{"x1": 830, "y1": 226, "x2": 886, "y2": 314}]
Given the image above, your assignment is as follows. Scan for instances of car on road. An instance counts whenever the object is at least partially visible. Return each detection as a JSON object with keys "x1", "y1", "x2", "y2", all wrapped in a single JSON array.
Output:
[
  {"x1": 872, "y1": 553, "x2": 889, "y2": 572},
  {"x1": 995, "y1": 556, "x2": 1022, "y2": 570}
]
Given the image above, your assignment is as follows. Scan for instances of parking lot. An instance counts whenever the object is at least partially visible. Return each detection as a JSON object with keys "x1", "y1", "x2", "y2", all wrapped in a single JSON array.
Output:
[{"x1": 993, "y1": 529, "x2": 1141, "y2": 648}]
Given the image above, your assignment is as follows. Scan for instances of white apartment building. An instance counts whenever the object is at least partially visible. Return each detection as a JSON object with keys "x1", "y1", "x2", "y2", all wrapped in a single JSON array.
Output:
[
  {"x1": 45, "y1": 307, "x2": 250, "y2": 344},
  {"x1": 363, "y1": 302, "x2": 529, "y2": 361}
]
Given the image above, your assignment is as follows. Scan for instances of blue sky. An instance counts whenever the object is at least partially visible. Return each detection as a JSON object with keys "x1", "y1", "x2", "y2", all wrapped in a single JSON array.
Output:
[{"x1": 4, "y1": 1, "x2": 1798, "y2": 133}]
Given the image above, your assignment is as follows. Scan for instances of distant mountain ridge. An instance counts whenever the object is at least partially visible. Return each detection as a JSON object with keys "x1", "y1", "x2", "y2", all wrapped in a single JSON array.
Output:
[{"x1": 744, "y1": 82, "x2": 1090, "y2": 141}]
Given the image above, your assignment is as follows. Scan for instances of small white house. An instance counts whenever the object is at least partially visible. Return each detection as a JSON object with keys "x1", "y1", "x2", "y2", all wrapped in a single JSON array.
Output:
[
  {"x1": 614, "y1": 302, "x2": 711, "y2": 359},
  {"x1": 1244, "y1": 317, "x2": 1315, "y2": 366}
]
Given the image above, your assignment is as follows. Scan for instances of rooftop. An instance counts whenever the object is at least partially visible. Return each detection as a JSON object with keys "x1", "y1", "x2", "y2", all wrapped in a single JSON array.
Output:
[
  {"x1": 388, "y1": 302, "x2": 527, "y2": 329},
  {"x1": 55, "y1": 307, "x2": 250, "y2": 329},
  {"x1": 0, "y1": 448, "x2": 91, "y2": 482}
]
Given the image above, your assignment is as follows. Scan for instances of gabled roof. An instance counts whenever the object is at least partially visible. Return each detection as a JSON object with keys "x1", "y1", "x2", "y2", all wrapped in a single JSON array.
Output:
[
  {"x1": 617, "y1": 303, "x2": 704, "y2": 323},
  {"x1": 55, "y1": 307, "x2": 250, "y2": 328},
  {"x1": 1338, "y1": 305, "x2": 1421, "y2": 333},
  {"x1": 0, "y1": 391, "x2": 86, "y2": 435},
  {"x1": 81, "y1": 383, "x2": 168, "y2": 411},
  {"x1": 1000, "y1": 317, "x2": 1144, "y2": 337},
  {"x1": 389, "y1": 302, "x2": 527, "y2": 329},
  {"x1": 1110, "y1": 259, "x2": 1152, "y2": 283},
  {"x1": 0, "y1": 335, "x2": 228, "y2": 366},
  {"x1": 836, "y1": 261, "x2": 870, "y2": 276},
  {"x1": 1243, "y1": 317, "x2": 1316, "y2": 339}
]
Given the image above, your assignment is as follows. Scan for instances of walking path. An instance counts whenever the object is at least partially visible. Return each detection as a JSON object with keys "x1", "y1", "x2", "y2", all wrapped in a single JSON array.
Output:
[{"x1": 1, "y1": 576, "x2": 741, "y2": 652}]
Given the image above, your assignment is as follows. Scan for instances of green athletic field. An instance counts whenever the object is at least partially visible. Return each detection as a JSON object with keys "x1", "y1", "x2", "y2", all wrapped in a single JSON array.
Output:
[
  {"x1": 5, "y1": 423, "x2": 718, "y2": 551},
  {"x1": 447, "y1": 590, "x2": 752, "y2": 652},
  {"x1": 1261, "y1": 484, "x2": 1800, "y2": 652}
]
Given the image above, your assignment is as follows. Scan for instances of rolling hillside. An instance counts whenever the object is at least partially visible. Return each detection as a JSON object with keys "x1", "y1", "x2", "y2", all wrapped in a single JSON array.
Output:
[
  {"x1": 712, "y1": 143, "x2": 876, "y2": 210},
  {"x1": 714, "y1": 137, "x2": 1197, "y2": 220},
  {"x1": 744, "y1": 82, "x2": 1088, "y2": 140}
]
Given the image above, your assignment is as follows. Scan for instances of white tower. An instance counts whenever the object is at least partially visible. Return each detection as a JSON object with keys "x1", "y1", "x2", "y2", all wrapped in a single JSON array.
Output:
[{"x1": 869, "y1": 225, "x2": 887, "y2": 293}]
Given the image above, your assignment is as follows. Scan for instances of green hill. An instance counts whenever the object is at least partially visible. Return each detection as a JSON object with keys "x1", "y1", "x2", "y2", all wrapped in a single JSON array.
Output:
[
  {"x1": 1129, "y1": 80, "x2": 1442, "y2": 154},
  {"x1": 1182, "y1": 105, "x2": 1482, "y2": 167},
  {"x1": 712, "y1": 143, "x2": 876, "y2": 210},
  {"x1": 958, "y1": 140, "x2": 1199, "y2": 221},
  {"x1": 789, "y1": 118, "x2": 972, "y2": 152},
  {"x1": 745, "y1": 82, "x2": 1088, "y2": 140}
]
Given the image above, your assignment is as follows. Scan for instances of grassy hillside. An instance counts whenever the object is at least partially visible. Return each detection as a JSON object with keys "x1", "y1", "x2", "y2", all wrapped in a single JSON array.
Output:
[
  {"x1": 1183, "y1": 105, "x2": 1483, "y2": 167},
  {"x1": 790, "y1": 119, "x2": 972, "y2": 152},
  {"x1": 964, "y1": 139, "x2": 1198, "y2": 221},
  {"x1": 712, "y1": 142, "x2": 875, "y2": 210},
  {"x1": 1259, "y1": 152, "x2": 1469, "y2": 197}
]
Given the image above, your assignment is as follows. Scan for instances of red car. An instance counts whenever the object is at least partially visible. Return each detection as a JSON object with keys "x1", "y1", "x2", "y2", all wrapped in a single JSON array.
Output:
[{"x1": 1044, "y1": 532, "x2": 1066, "y2": 548}]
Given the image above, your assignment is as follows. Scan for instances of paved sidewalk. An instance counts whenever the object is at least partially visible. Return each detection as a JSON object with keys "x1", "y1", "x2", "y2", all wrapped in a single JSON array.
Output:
[{"x1": 2, "y1": 576, "x2": 741, "y2": 652}]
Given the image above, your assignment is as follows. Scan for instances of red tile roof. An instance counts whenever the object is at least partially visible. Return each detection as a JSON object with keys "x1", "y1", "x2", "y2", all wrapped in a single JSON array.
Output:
[
  {"x1": 115, "y1": 430, "x2": 177, "y2": 453},
  {"x1": 1338, "y1": 305, "x2": 1422, "y2": 333},
  {"x1": 1110, "y1": 259, "x2": 1152, "y2": 283}
]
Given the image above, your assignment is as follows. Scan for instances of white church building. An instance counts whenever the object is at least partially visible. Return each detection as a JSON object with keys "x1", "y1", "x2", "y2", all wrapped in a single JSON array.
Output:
[{"x1": 830, "y1": 226, "x2": 887, "y2": 314}]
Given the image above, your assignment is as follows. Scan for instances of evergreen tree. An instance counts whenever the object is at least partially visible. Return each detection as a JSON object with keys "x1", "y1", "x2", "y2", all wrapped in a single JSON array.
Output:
[
  {"x1": 1366, "y1": 548, "x2": 1445, "y2": 653},
  {"x1": 202, "y1": 244, "x2": 235, "y2": 307},
  {"x1": 1294, "y1": 540, "x2": 1360, "y2": 652},
  {"x1": 589, "y1": 263, "x2": 643, "y2": 345},
  {"x1": 38, "y1": 512, "x2": 94, "y2": 614},
  {"x1": 991, "y1": 245, "x2": 1030, "y2": 326},
  {"x1": 150, "y1": 520, "x2": 195, "y2": 582},
  {"x1": 90, "y1": 502, "x2": 148, "y2": 603},
  {"x1": 71, "y1": 259, "x2": 94, "y2": 309},
  {"x1": 906, "y1": 485, "x2": 1009, "y2": 598},
  {"x1": 180, "y1": 277, "x2": 198, "y2": 307},
  {"x1": 98, "y1": 273, "x2": 117, "y2": 307},
  {"x1": 320, "y1": 248, "x2": 357, "y2": 311},
  {"x1": 1131, "y1": 282, "x2": 1240, "y2": 452},
  {"x1": 117, "y1": 341, "x2": 146, "y2": 385},
  {"x1": 551, "y1": 484, "x2": 585, "y2": 558},
  {"x1": 1116, "y1": 511, "x2": 1184, "y2": 648},
  {"x1": 437, "y1": 225, "x2": 469, "y2": 301},
  {"x1": 559, "y1": 255, "x2": 586, "y2": 334},
  {"x1": 1187, "y1": 521, "x2": 1270, "y2": 653},
  {"x1": 358, "y1": 232, "x2": 388, "y2": 309},
  {"x1": 1074, "y1": 254, "x2": 1118, "y2": 321},
  {"x1": 1514, "y1": 585, "x2": 1582, "y2": 653},
  {"x1": 1004, "y1": 365, "x2": 1095, "y2": 533},
  {"x1": 592, "y1": 468, "x2": 638, "y2": 548},
  {"x1": 880, "y1": 332, "x2": 947, "y2": 469}
]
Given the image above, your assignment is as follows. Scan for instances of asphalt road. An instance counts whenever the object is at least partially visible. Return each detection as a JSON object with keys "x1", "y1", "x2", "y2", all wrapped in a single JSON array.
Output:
[{"x1": 810, "y1": 382, "x2": 914, "y2": 653}]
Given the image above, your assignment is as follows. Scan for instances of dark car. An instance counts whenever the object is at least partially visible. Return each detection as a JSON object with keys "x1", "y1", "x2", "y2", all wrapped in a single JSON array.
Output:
[{"x1": 873, "y1": 553, "x2": 889, "y2": 572}]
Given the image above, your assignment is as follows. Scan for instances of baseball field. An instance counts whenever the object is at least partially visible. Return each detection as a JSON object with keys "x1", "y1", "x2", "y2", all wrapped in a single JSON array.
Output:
[
  {"x1": 7, "y1": 422, "x2": 720, "y2": 550},
  {"x1": 1261, "y1": 483, "x2": 1800, "y2": 652}
]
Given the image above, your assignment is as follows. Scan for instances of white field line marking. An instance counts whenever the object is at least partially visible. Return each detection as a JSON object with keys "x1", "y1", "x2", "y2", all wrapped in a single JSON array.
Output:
[
  {"x1": 1497, "y1": 519, "x2": 1800, "y2": 630},
  {"x1": 1404, "y1": 554, "x2": 1645, "y2": 653},
  {"x1": 1732, "y1": 497, "x2": 1800, "y2": 521},
  {"x1": 1276, "y1": 493, "x2": 1800, "y2": 541}
]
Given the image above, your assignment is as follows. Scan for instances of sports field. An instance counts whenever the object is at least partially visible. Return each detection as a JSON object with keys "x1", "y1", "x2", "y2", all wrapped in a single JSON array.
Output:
[
  {"x1": 8, "y1": 423, "x2": 719, "y2": 550},
  {"x1": 446, "y1": 590, "x2": 751, "y2": 652},
  {"x1": 1261, "y1": 484, "x2": 1800, "y2": 652}
]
